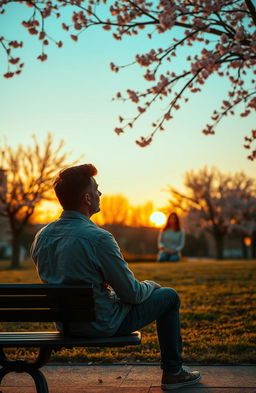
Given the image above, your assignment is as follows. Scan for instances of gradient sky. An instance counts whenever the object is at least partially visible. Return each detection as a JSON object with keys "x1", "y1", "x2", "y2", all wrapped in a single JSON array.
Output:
[{"x1": 0, "y1": 4, "x2": 255, "y2": 210}]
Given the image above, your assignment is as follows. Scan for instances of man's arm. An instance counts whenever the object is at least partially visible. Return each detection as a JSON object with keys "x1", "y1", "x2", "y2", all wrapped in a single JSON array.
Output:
[{"x1": 96, "y1": 232, "x2": 161, "y2": 304}]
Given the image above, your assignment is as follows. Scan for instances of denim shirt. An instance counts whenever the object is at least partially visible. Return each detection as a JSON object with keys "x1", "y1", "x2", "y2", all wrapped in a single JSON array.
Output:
[{"x1": 31, "y1": 210, "x2": 156, "y2": 337}]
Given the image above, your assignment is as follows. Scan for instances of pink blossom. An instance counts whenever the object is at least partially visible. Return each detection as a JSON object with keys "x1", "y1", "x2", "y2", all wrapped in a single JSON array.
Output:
[
  {"x1": 114, "y1": 127, "x2": 124, "y2": 135},
  {"x1": 221, "y1": 34, "x2": 229, "y2": 44},
  {"x1": 39, "y1": 31, "x2": 46, "y2": 40},
  {"x1": 37, "y1": 53, "x2": 47, "y2": 61},
  {"x1": 3, "y1": 72, "x2": 14, "y2": 78},
  {"x1": 137, "y1": 106, "x2": 145, "y2": 113},
  {"x1": 1, "y1": 0, "x2": 255, "y2": 159},
  {"x1": 159, "y1": 13, "x2": 175, "y2": 30},
  {"x1": 70, "y1": 35, "x2": 78, "y2": 42},
  {"x1": 110, "y1": 62, "x2": 119, "y2": 72},
  {"x1": 248, "y1": 97, "x2": 256, "y2": 109},
  {"x1": 135, "y1": 136, "x2": 152, "y2": 147},
  {"x1": 235, "y1": 26, "x2": 246, "y2": 42},
  {"x1": 62, "y1": 23, "x2": 69, "y2": 31},
  {"x1": 144, "y1": 70, "x2": 155, "y2": 81},
  {"x1": 127, "y1": 89, "x2": 139, "y2": 103},
  {"x1": 28, "y1": 28, "x2": 38, "y2": 35},
  {"x1": 9, "y1": 57, "x2": 20, "y2": 65}
]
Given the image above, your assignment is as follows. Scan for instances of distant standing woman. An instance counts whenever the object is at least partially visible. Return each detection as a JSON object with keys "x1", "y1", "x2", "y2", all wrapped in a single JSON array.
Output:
[{"x1": 157, "y1": 212, "x2": 185, "y2": 262}]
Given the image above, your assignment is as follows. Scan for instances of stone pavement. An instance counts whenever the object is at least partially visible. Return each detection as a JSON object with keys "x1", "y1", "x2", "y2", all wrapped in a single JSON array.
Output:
[{"x1": 1, "y1": 364, "x2": 256, "y2": 393}]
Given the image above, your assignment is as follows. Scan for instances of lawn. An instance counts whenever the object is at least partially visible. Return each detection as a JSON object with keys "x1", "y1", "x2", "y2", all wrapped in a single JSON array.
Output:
[{"x1": 0, "y1": 258, "x2": 255, "y2": 364}]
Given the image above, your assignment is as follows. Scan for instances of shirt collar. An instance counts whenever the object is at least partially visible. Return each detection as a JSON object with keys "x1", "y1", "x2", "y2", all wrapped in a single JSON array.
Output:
[{"x1": 60, "y1": 210, "x2": 93, "y2": 224}]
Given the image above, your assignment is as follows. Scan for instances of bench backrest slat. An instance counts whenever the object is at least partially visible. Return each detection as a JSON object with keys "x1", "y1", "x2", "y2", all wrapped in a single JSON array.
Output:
[
  {"x1": 0, "y1": 295, "x2": 94, "y2": 309},
  {"x1": 0, "y1": 308, "x2": 95, "y2": 322},
  {"x1": 0, "y1": 284, "x2": 92, "y2": 295},
  {"x1": 0, "y1": 284, "x2": 95, "y2": 323}
]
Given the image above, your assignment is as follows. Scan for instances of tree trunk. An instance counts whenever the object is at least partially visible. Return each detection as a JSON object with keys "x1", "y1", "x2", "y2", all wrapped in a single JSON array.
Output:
[
  {"x1": 10, "y1": 232, "x2": 21, "y2": 269},
  {"x1": 214, "y1": 234, "x2": 224, "y2": 260}
]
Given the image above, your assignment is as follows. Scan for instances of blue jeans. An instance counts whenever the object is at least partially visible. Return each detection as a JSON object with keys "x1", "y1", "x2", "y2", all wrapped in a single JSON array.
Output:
[
  {"x1": 115, "y1": 288, "x2": 183, "y2": 373},
  {"x1": 158, "y1": 252, "x2": 180, "y2": 262}
]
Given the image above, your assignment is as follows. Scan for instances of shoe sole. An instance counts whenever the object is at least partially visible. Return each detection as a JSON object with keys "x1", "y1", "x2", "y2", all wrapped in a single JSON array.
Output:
[{"x1": 161, "y1": 374, "x2": 201, "y2": 390}]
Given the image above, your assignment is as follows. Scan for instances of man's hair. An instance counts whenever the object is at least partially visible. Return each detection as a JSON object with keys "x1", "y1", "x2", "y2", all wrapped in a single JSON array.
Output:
[{"x1": 54, "y1": 164, "x2": 98, "y2": 210}]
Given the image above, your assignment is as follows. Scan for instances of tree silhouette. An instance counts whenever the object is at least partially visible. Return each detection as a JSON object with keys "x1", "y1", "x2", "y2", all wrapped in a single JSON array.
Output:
[
  {"x1": 168, "y1": 166, "x2": 256, "y2": 259},
  {"x1": 93, "y1": 196, "x2": 155, "y2": 227},
  {"x1": 94, "y1": 194, "x2": 130, "y2": 226},
  {"x1": 1, "y1": 0, "x2": 255, "y2": 158},
  {"x1": 129, "y1": 201, "x2": 154, "y2": 227},
  {"x1": 0, "y1": 133, "x2": 77, "y2": 269}
]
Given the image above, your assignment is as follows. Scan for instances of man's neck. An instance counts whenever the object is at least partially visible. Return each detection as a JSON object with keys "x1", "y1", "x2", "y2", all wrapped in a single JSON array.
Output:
[{"x1": 76, "y1": 207, "x2": 92, "y2": 218}]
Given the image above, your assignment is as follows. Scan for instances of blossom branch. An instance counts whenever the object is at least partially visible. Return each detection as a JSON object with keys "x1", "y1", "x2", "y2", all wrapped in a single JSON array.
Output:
[{"x1": 245, "y1": 0, "x2": 256, "y2": 25}]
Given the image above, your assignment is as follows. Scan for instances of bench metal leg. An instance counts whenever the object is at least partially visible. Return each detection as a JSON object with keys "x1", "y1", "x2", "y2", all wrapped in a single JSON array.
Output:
[
  {"x1": 24, "y1": 367, "x2": 49, "y2": 393},
  {"x1": 31, "y1": 347, "x2": 53, "y2": 368},
  {"x1": 0, "y1": 362, "x2": 49, "y2": 393},
  {"x1": 0, "y1": 347, "x2": 53, "y2": 393}
]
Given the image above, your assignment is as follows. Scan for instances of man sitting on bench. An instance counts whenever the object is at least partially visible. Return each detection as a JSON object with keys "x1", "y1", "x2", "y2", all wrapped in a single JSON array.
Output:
[{"x1": 31, "y1": 164, "x2": 201, "y2": 391}]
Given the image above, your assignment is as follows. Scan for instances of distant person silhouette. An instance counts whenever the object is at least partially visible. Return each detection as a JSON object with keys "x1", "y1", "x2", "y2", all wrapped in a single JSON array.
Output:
[
  {"x1": 31, "y1": 164, "x2": 200, "y2": 390},
  {"x1": 157, "y1": 212, "x2": 185, "y2": 262}
]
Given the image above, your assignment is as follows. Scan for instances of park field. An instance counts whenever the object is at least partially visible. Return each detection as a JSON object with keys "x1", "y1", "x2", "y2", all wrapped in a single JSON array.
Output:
[{"x1": 0, "y1": 258, "x2": 255, "y2": 364}]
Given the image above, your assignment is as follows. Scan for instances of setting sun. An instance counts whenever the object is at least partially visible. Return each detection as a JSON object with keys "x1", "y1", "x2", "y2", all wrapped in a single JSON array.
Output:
[{"x1": 149, "y1": 211, "x2": 166, "y2": 227}]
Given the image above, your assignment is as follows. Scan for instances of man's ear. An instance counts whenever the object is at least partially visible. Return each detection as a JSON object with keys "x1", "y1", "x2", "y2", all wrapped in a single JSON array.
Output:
[{"x1": 84, "y1": 193, "x2": 91, "y2": 206}]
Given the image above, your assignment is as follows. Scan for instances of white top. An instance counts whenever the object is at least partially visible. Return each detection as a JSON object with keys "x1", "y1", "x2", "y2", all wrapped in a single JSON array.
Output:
[{"x1": 158, "y1": 229, "x2": 185, "y2": 254}]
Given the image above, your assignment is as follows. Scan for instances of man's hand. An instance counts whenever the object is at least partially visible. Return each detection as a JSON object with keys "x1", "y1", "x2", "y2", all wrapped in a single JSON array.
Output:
[
  {"x1": 153, "y1": 282, "x2": 162, "y2": 290},
  {"x1": 146, "y1": 280, "x2": 161, "y2": 290}
]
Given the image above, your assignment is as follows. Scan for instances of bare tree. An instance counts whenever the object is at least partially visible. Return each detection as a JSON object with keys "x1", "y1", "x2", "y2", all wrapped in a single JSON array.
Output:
[
  {"x1": 93, "y1": 196, "x2": 155, "y2": 227},
  {"x1": 129, "y1": 202, "x2": 154, "y2": 227},
  {"x1": 93, "y1": 194, "x2": 130, "y2": 226},
  {"x1": 168, "y1": 167, "x2": 256, "y2": 259},
  {"x1": 1, "y1": 1, "x2": 255, "y2": 158},
  {"x1": 0, "y1": 133, "x2": 77, "y2": 268}
]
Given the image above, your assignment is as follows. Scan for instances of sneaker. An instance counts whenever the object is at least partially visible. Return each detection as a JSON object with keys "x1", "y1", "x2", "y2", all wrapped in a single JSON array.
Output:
[{"x1": 161, "y1": 367, "x2": 201, "y2": 390}]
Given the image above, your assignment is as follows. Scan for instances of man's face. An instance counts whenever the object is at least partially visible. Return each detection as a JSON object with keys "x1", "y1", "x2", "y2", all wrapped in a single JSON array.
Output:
[{"x1": 87, "y1": 177, "x2": 102, "y2": 216}]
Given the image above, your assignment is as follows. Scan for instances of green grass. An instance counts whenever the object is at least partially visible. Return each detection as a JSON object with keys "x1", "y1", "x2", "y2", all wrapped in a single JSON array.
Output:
[{"x1": 0, "y1": 258, "x2": 255, "y2": 364}]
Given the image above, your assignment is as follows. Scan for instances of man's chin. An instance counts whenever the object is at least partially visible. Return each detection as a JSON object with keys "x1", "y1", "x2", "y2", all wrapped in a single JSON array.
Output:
[{"x1": 89, "y1": 206, "x2": 100, "y2": 217}]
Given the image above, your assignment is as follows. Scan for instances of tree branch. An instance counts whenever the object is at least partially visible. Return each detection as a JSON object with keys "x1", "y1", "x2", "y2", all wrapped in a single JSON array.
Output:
[
  {"x1": 127, "y1": 0, "x2": 159, "y2": 23},
  {"x1": 245, "y1": 0, "x2": 256, "y2": 25}
]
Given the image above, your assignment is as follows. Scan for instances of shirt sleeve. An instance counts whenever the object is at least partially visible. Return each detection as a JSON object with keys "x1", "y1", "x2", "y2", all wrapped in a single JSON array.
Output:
[
  {"x1": 96, "y1": 232, "x2": 158, "y2": 304},
  {"x1": 176, "y1": 229, "x2": 185, "y2": 252}
]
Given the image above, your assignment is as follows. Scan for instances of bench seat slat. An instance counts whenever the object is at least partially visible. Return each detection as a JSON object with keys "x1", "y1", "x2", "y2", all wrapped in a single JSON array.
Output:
[{"x1": 0, "y1": 331, "x2": 141, "y2": 348}]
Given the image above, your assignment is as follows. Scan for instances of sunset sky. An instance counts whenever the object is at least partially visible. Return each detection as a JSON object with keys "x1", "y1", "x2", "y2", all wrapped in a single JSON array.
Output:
[{"x1": 0, "y1": 4, "x2": 255, "y2": 215}]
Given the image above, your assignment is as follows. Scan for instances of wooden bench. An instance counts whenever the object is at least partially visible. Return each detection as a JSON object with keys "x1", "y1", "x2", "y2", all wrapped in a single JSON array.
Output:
[{"x1": 0, "y1": 284, "x2": 141, "y2": 393}]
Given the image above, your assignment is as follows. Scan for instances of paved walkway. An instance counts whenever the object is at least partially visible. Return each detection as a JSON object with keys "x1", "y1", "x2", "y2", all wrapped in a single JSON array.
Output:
[{"x1": 1, "y1": 364, "x2": 256, "y2": 393}]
